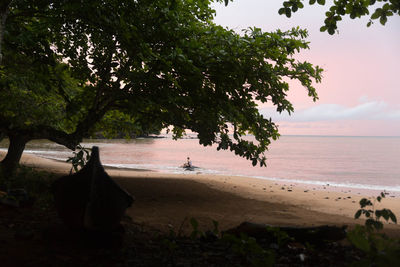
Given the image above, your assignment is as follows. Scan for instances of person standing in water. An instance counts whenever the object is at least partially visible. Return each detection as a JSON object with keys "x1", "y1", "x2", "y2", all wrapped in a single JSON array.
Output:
[{"x1": 186, "y1": 157, "x2": 192, "y2": 168}]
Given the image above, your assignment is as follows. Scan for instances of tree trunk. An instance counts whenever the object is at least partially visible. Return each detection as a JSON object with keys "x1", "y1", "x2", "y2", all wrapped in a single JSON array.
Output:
[{"x1": 0, "y1": 133, "x2": 29, "y2": 176}]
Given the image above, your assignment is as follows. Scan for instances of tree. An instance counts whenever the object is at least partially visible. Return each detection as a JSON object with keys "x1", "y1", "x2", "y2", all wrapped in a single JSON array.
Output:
[
  {"x1": 0, "y1": 0, "x2": 322, "y2": 176},
  {"x1": 278, "y1": 0, "x2": 400, "y2": 34},
  {"x1": 222, "y1": 0, "x2": 400, "y2": 34}
]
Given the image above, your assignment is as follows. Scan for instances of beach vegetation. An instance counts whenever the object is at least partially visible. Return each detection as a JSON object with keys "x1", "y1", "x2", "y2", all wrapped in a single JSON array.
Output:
[
  {"x1": 0, "y1": 0, "x2": 323, "y2": 177},
  {"x1": 354, "y1": 191, "x2": 397, "y2": 230},
  {"x1": 0, "y1": 166, "x2": 55, "y2": 209},
  {"x1": 1, "y1": 167, "x2": 396, "y2": 266},
  {"x1": 222, "y1": 233, "x2": 275, "y2": 266},
  {"x1": 347, "y1": 224, "x2": 400, "y2": 266},
  {"x1": 347, "y1": 192, "x2": 400, "y2": 265},
  {"x1": 66, "y1": 145, "x2": 92, "y2": 174},
  {"x1": 185, "y1": 217, "x2": 276, "y2": 266},
  {"x1": 264, "y1": 225, "x2": 293, "y2": 247},
  {"x1": 190, "y1": 217, "x2": 202, "y2": 239}
]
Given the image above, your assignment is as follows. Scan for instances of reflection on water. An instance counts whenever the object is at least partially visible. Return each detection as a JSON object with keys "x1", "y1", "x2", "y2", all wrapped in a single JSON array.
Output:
[{"x1": 1, "y1": 136, "x2": 400, "y2": 193}]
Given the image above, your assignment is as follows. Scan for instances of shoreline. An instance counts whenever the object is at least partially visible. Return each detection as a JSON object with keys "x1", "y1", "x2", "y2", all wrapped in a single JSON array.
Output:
[
  {"x1": 2, "y1": 136, "x2": 400, "y2": 199},
  {"x1": 3, "y1": 147, "x2": 399, "y2": 198},
  {"x1": 1, "y1": 150, "x2": 400, "y2": 235}
]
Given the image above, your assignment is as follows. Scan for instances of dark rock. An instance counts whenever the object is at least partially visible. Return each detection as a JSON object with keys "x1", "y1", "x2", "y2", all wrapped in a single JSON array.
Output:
[
  {"x1": 52, "y1": 146, "x2": 134, "y2": 231},
  {"x1": 224, "y1": 221, "x2": 348, "y2": 245}
]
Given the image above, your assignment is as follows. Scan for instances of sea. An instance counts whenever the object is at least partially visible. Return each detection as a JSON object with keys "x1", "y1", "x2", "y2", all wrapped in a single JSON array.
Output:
[{"x1": 1, "y1": 135, "x2": 400, "y2": 195}]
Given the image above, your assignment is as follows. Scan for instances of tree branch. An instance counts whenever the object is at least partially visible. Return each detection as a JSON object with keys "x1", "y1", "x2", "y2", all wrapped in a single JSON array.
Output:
[
  {"x1": 72, "y1": 99, "x2": 113, "y2": 141},
  {"x1": 0, "y1": 115, "x2": 78, "y2": 150},
  {"x1": 29, "y1": 126, "x2": 80, "y2": 150}
]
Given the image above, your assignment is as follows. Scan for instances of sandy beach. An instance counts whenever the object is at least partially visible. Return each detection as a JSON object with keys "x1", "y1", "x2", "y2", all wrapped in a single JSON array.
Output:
[{"x1": 2, "y1": 150, "x2": 400, "y2": 235}]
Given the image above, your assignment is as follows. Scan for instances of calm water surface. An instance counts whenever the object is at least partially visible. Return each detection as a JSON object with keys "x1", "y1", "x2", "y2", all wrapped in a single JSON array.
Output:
[{"x1": 1, "y1": 135, "x2": 399, "y2": 193}]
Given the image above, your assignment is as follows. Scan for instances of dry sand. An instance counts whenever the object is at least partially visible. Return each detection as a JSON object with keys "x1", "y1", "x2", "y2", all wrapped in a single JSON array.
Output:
[{"x1": 2, "y1": 151, "x2": 400, "y2": 235}]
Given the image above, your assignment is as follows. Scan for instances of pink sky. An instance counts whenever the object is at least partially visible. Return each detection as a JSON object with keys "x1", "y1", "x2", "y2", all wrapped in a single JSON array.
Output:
[{"x1": 212, "y1": 0, "x2": 400, "y2": 136}]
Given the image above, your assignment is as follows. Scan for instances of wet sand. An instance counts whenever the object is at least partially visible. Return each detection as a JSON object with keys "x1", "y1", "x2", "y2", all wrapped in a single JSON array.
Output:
[{"x1": 2, "y1": 151, "x2": 400, "y2": 235}]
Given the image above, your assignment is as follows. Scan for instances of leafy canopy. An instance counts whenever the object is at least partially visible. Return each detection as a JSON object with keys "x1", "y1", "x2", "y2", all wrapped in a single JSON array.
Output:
[
  {"x1": 279, "y1": 0, "x2": 400, "y2": 34},
  {"x1": 1, "y1": 0, "x2": 322, "y2": 167},
  {"x1": 222, "y1": 0, "x2": 400, "y2": 35}
]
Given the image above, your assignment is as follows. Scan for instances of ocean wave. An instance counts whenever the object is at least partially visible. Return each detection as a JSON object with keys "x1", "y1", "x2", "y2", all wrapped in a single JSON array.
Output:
[
  {"x1": 0, "y1": 147, "x2": 400, "y2": 195},
  {"x1": 244, "y1": 175, "x2": 400, "y2": 193},
  {"x1": 103, "y1": 163, "x2": 223, "y2": 175}
]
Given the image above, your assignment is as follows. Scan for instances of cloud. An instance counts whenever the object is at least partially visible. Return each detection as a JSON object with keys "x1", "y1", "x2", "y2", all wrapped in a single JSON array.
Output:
[{"x1": 260, "y1": 101, "x2": 400, "y2": 122}]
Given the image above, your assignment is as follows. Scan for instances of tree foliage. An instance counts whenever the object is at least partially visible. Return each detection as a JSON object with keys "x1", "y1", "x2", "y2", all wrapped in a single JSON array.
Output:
[
  {"x1": 0, "y1": 0, "x2": 322, "y2": 174},
  {"x1": 278, "y1": 0, "x2": 400, "y2": 34}
]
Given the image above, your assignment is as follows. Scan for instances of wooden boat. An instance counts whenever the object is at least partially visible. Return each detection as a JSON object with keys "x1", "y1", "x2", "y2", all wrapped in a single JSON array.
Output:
[
  {"x1": 52, "y1": 146, "x2": 134, "y2": 231},
  {"x1": 184, "y1": 166, "x2": 200, "y2": 171},
  {"x1": 181, "y1": 163, "x2": 199, "y2": 171}
]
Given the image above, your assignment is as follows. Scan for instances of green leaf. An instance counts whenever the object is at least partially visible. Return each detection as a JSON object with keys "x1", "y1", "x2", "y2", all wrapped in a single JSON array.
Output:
[
  {"x1": 380, "y1": 15, "x2": 387, "y2": 25},
  {"x1": 382, "y1": 209, "x2": 390, "y2": 221},
  {"x1": 278, "y1": 8, "x2": 286, "y2": 15},
  {"x1": 285, "y1": 8, "x2": 292, "y2": 18},
  {"x1": 190, "y1": 218, "x2": 199, "y2": 230},
  {"x1": 375, "y1": 209, "x2": 382, "y2": 218},
  {"x1": 355, "y1": 209, "x2": 362, "y2": 219},
  {"x1": 371, "y1": 11, "x2": 380, "y2": 20},
  {"x1": 360, "y1": 198, "x2": 372, "y2": 208},
  {"x1": 382, "y1": 3, "x2": 391, "y2": 11},
  {"x1": 317, "y1": 0, "x2": 326, "y2": 5},
  {"x1": 347, "y1": 226, "x2": 370, "y2": 252},
  {"x1": 389, "y1": 212, "x2": 397, "y2": 223},
  {"x1": 212, "y1": 220, "x2": 219, "y2": 235},
  {"x1": 309, "y1": 0, "x2": 316, "y2": 4}
]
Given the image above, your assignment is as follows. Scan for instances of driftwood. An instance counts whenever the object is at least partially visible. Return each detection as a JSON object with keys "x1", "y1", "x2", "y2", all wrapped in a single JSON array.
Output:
[
  {"x1": 224, "y1": 222, "x2": 347, "y2": 244},
  {"x1": 52, "y1": 146, "x2": 134, "y2": 231}
]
